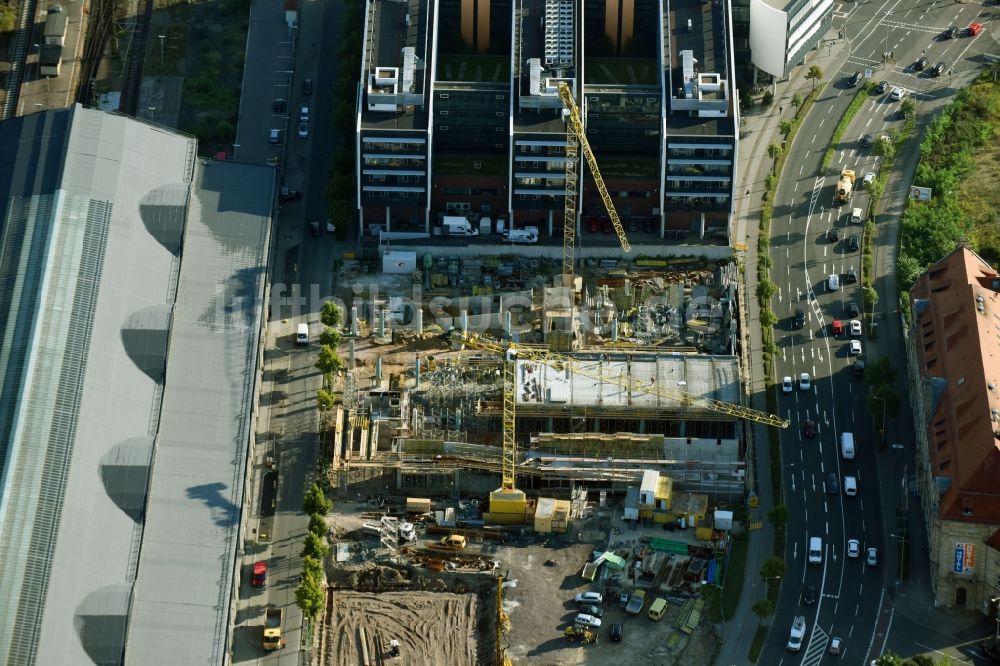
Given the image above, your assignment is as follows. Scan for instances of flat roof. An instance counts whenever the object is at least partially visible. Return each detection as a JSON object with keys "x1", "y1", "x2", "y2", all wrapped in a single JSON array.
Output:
[
  {"x1": 0, "y1": 106, "x2": 196, "y2": 666},
  {"x1": 123, "y1": 160, "x2": 272, "y2": 665},
  {"x1": 514, "y1": 353, "x2": 740, "y2": 412}
]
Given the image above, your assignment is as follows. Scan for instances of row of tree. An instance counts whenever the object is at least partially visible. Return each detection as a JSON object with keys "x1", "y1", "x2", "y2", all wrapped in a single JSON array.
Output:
[{"x1": 294, "y1": 482, "x2": 334, "y2": 619}]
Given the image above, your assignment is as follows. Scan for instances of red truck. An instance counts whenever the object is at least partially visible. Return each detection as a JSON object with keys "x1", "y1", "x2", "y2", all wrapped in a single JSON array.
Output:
[{"x1": 251, "y1": 560, "x2": 267, "y2": 587}]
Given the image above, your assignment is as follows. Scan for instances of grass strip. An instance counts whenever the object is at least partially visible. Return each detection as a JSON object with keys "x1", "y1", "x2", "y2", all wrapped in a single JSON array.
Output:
[
  {"x1": 721, "y1": 534, "x2": 749, "y2": 620},
  {"x1": 821, "y1": 83, "x2": 874, "y2": 172},
  {"x1": 748, "y1": 625, "x2": 769, "y2": 662}
]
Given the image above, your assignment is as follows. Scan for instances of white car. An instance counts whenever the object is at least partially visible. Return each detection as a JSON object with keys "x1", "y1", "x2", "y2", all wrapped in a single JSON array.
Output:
[
  {"x1": 849, "y1": 319, "x2": 863, "y2": 337},
  {"x1": 574, "y1": 613, "x2": 602, "y2": 628},
  {"x1": 890, "y1": 86, "x2": 907, "y2": 101},
  {"x1": 867, "y1": 547, "x2": 878, "y2": 567},
  {"x1": 828, "y1": 274, "x2": 840, "y2": 290},
  {"x1": 574, "y1": 592, "x2": 603, "y2": 605},
  {"x1": 847, "y1": 539, "x2": 860, "y2": 558},
  {"x1": 782, "y1": 376, "x2": 794, "y2": 393},
  {"x1": 799, "y1": 373, "x2": 811, "y2": 390},
  {"x1": 849, "y1": 340, "x2": 863, "y2": 356},
  {"x1": 844, "y1": 475, "x2": 858, "y2": 496},
  {"x1": 863, "y1": 172, "x2": 876, "y2": 189}
]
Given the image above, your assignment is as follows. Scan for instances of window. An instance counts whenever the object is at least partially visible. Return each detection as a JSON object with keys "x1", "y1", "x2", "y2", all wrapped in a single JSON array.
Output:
[
  {"x1": 440, "y1": 110, "x2": 449, "y2": 115},
  {"x1": 439, "y1": 126, "x2": 449, "y2": 131},
  {"x1": 439, "y1": 93, "x2": 449, "y2": 99}
]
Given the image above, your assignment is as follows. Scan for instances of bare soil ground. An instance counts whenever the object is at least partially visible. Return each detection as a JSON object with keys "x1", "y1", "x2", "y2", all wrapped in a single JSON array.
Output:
[{"x1": 321, "y1": 590, "x2": 482, "y2": 666}]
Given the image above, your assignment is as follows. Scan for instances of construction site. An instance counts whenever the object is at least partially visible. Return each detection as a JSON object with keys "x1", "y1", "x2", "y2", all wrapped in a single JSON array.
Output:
[{"x1": 311, "y1": 84, "x2": 784, "y2": 665}]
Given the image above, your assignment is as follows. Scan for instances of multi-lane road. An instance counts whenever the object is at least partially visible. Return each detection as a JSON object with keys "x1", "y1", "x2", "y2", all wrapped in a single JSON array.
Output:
[{"x1": 761, "y1": 1, "x2": 995, "y2": 664}]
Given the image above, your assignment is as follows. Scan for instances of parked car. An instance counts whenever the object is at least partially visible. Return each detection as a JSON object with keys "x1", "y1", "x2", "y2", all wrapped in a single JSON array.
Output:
[
  {"x1": 302, "y1": 77, "x2": 314, "y2": 95},
  {"x1": 601, "y1": 219, "x2": 613, "y2": 234},
  {"x1": 308, "y1": 220, "x2": 321, "y2": 237},
  {"x1": 575, "y1": 592, "x2": 603, "y2": 605},
  {"x1": 803, "y1": 420, "x2": 817, "y2": 438},
  {"x1": 587, "y1": 218, "x2": 599, "y2": 233},
  {"x1": 574, "y1": 613, "x2": 602, "y2": 629},
  {"x1": 610, "y1": 623, "x2": 623, "y2": 642},
  {"x1": 847, "y1": 539, "x2": 860, "y2": 558},
  {"x1": 297, "y1": 122, "x2": 309, "y2": 139},
  {"x1": 849, "y1": 319, "x2": 863, "y2": 337},
  {"x1": 278, "y1": 187, "x2": 301, "y2": 202},
  {"x1": 643, "y1": 219, "x2": 657, "y2": 234},
  {"x1": 914, "y1": 56, "x2": 929, "y2": 71},
  {"x1": 583, "y1": 605, "x2": 604, "y2": 618},
  {"x1": 272, "y1": 98, "x2": 286, "y2": 113},
  {"x1": 268, "y1": 128, "x2": 282, "y2": 144},
  {"x1": 847, "y1": 301, "x2": 860, "y2": 318},
  {"x1": 848, "y1": 71, "x2": 862, "y2": 86}
]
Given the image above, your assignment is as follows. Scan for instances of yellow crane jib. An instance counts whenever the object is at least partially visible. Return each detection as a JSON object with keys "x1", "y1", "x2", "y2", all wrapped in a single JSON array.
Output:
[
  {"x1": 453, "y1": 331, "x2": 789, "y2": 429},
  {"x1": 556, "y1": 82, "x2": 631, "y2": 261}
]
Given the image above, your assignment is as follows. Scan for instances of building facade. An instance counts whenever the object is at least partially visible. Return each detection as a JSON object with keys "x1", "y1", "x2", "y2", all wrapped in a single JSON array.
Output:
[
  {"x1": 907, "y1": 246, "x2": 1000, "y2": 614},
  {"x1": 355, "y1": 0, "x2": 740, "y2": 246},
  {"x1": 747, "y1": 0, "x2": 831, "y2": 79}
]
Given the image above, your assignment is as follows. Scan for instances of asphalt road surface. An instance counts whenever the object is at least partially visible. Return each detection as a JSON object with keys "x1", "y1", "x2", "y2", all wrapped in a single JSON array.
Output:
[{"x1": 760, "y1": 1, "x2": 995, "y2": 664}]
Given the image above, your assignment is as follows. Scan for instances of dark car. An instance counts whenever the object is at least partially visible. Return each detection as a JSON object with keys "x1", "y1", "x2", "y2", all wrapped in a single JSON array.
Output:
[
  {"x1": 803, "y1": 584, "x2": 817, "y2": 605},
  {"x1": 643, "y1": 219, "x2": 657, "y2": 234},
  {"x1": 847, "y1": 301, "x2": 860, "y2": 318},
  {"x1": 803, "y1": 419, "x2": 817, "y2": 438},
  {"x1": 848, "y1": 234, "x2": 860, "y2": 251},
  {"x1": 944, "y1": 26, "x2": 959, "y2": 39},
  {"x1": 794, "y1": 309, "x2": 806, "y2": 329},
  {"x1": 846, "y1": 268, "x2": 858, "y2": 284},
  {"x1": 848, "y1": 71, "x2": 862, "y2": 86},
  {"x1": 302, "y1": 78, "x2": 313, "y2": 95},
  {"x1": 826, "y1": 473, "x2": 839, "y2": 495},
  {"x1": 859, "y1": 133, "x2": 874, "y2": 147},
  {"x1": 875, "y1": 80, "x2": 889, "y2": 94},
  {"x1": 308, "y1": 220, "x2": 321, "y2": 237},
  {"x1": 584, "y1": 604, "x2": 604, "y2": 618},
  {"x1": 611, "y1": 623, "x2": 623, "y2": 642},
  {"x1": 601, "y1": 219, "x2": 614, "y2": 234},
  {"x1": 272, "y1": 98, "x2": 286, "y2": 113},
  {"x1": 627, "y1": 219, "x2": 640, "y2": 233},
  {"x1": 931, "y1": 62, "x2": 946, "y2": 77},
  {"x1": 279, "y1": 187, "x2": 301, "y2": 202},
  {"x1": 827, "y1": 228, "x2": 839, "y2": 242},
  {"x1": 914, "y1": 56, "x2": 929, "y2": 71}
]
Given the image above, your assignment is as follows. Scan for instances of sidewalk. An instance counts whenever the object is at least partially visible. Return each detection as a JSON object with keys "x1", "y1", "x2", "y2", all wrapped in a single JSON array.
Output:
[{"x1": 715, "y1": 31, "x2": 850, "y2": 666}]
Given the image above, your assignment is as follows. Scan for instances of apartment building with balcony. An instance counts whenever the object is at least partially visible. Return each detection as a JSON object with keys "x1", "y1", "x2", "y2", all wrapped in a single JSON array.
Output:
[{"x1": 355, "y1": 0, "x2": 739, "y2": 245}]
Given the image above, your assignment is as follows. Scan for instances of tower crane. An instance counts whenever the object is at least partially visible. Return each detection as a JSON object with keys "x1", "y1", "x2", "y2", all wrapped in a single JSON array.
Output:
[
  {"x1": 557, "y1": 81, "x2": 631, "y2": 283},
  {"x1": 448, "y1": 330, "x2": 788, "y2": 519}
]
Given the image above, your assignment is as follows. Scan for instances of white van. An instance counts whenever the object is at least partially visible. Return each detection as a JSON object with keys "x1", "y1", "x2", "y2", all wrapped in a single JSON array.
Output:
[
  {"x1": 844, "y1": 475, "x2": 858, "y2": 496},
  {"x1": 840, "y1": 432, "x2": 855, "y2": 460},
  {"x1": 828, "y1": 274, "x2": 840, "y2": 290},
  {"x1": 296, "y1": 323, "x2": 309, "y2": 345},
  {"x1": 808, "y1": 537, "x2": 823, "y2": 565}
]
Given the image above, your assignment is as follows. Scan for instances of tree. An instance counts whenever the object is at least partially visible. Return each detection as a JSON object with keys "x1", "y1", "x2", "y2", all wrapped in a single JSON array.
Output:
[
  {"x1": 760, "y1": 309, "x2": 778, "y2": 328},
  {"x1": 791, "y1": 92, "x2": 803, "y2": 109},
  {"x1": 901, "y1": 655, "x2": 936, "y2": 666},
  {"x1": 308, "y1": 512, "x2": 328, "y2": 538},
  {"x1": 766, "y1": 504, "x2": 789, "y2": 533},
  {"x1": 806, "y1": 65, "x2": 824, "y2": 90},
  {"x1": 868, "y1": 385, "x2": 900, "y2": 420},
  {"x1": 762, "y1": 90, "x2": 774, "y2": 106},
  {"x1": 302, "y1": 555, "x2": 324, "y2": 582},
  {"x1": 863, "y1": 285, "x2": 879, "y2": 310},
  {"x1": 751, "y1": 598, "x2": 774, "y2": 626},
  {"x1": 873, "y1": 135, "x2": 896, "y2": 160},
  {"x1": 759, "y1": 556, "x2": 786, "y2": 583},
  {"x1": 320, "y1": 301, "x2": 344, "y2": 328},
  {"x1": 778, "y1": 120, "x2": 793, "y2": 137},
  {"x1": 295, "y1": 576, "x2": 325, "y2": 618},
  {"x1": 316, "y1": 345, "x2": 344, "y2": 375},
  {"x1": 862, "y1": 357, "x2": 897, "y2": 388},
  {"x1": 900, "y1": 98, "x2": 917, "y2": 120},
  {"x1": 303, "y1": 482, "x2": 333, "y2": 515},
  {"x1": 316, "y1": 388, "x2": 335, "y2": 411},
  {"x1": 896, "y1": 255, "x2": 924, "y2": 290},
  {"x1": 301, "y1": 532, "x2": 330, "y2": 560},
  {"x1": 320, "y1": 327, "x2": 342, "y2": 347},
  {"x1": 756, "y1": 279, "x2": 777, "y2": 301}
]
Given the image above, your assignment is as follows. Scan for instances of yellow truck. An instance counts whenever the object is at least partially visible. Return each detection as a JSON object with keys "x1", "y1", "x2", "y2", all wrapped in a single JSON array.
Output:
[
  {"x1": 262, "y1": 608, "x2": 285, "y2": 651},
  {"x1": 834, "y1": 169, "x2": 856, "y2": 205}
]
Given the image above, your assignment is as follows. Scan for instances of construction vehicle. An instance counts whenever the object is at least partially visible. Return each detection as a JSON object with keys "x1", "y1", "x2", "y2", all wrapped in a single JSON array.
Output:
[
  {"x1": 564, "y1": 626, "x2": 597, "y2": 644},
  {"x1": 262, "y1": 608, "x2": 285, "y2": 651},
  {"x1": 438, "y1": 534, "x2": 467, "y2": 549},
  {"x1": 556, "y1": 81, "x2": 631, "y2": 285},
  {"x1": 834, "y1": 168, "x2": 856, "y2": 205}
]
